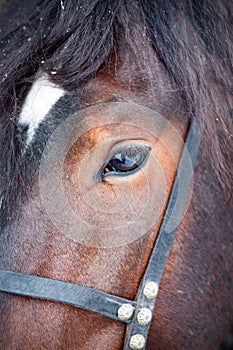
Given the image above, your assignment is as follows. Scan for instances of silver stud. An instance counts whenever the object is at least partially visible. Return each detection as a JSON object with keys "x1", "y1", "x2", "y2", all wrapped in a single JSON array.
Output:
[
  {"x1": 117, "y1": 303, "x2": 134, "y2": 321},
  {"x1": 129, "y1": 334, "x2": 146, "y2": 349},
  {"x1": 143, "y1": 281, "x2": 158, "y2": 300},
  {"x1": 137, "y1": 307, "x2": 152, "y2": 325}
]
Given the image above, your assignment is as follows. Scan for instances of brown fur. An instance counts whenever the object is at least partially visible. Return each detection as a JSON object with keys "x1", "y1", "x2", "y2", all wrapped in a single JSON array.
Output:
[{"x1": 0, "y1": 1, "x2": 232, "y2": 349}]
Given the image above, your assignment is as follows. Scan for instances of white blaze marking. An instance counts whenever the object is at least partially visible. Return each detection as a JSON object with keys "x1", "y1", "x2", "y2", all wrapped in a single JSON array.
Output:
[{"x1": 19, "y1": 74, "x2": 65, "y2": 146}]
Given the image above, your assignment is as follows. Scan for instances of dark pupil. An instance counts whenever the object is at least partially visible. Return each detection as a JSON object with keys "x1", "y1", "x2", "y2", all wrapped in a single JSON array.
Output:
[{"x1": 105, "y1": 152, "x2": 142, "y2": 173}]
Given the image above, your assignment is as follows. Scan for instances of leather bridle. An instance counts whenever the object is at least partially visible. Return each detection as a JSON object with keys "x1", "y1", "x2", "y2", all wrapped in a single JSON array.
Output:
[{"x1": 0, "y1": 119, "x2": 201, "y2": 350}]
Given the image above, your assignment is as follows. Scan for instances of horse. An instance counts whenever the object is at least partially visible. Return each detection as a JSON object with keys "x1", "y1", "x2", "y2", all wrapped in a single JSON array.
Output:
[{"x1": 0, "y1": 1, "x2": 232, "y2": 349}]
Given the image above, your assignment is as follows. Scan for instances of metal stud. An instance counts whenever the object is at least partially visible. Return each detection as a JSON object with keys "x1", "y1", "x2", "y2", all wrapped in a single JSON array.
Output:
[
  {"x1": 129, "y1": 334, "x2": 146, "y2": 350},
  {"x1": 143, "y1": 281, "x2": 158, "y2": 300},
  {"x1": 137, "y1": 307, "x2": 152, "y2": 326},
  {"x1": 117, "y1": 303, "x2": 134, "y2": 321}
]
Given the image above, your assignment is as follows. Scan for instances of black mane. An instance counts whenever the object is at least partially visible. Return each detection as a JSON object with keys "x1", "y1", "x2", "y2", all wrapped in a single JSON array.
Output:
[{"x1": 0, "y1": 0, "x2": 232, "y2": 229}]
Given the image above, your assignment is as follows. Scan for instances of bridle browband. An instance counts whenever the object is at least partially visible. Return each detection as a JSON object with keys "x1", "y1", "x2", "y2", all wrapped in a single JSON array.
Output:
[{"x1": 0, "y1": 119, "x2": 201, "y2": 350}]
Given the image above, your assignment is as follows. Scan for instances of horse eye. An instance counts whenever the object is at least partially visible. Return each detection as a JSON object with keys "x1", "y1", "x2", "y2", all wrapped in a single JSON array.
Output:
[{"x1": 98, "y1": 144, "x2": 151, "y2": 180}]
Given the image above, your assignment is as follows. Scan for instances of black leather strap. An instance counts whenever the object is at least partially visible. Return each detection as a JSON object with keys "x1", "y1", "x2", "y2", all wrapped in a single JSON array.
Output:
[
  {"x1": 0, "y1": 270, "x2": 136, "y2": 323},
  {"x1": 123, "y1": 118, "x2": 201, "y2": 349}
]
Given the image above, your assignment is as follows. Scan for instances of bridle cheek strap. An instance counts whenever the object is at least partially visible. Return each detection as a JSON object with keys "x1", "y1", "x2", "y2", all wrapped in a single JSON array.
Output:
[
  {"x1": 123, "y1": 118, "x2": 201, "y2": 349},
  {"x1": 0, "y1": 118, "x2": 201, "y2": 350}
]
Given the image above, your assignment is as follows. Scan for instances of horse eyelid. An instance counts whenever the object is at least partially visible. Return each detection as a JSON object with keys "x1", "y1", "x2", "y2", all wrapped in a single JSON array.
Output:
[{"x1": 95, "y1": 144, "x2": 151, "y2": 182}]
